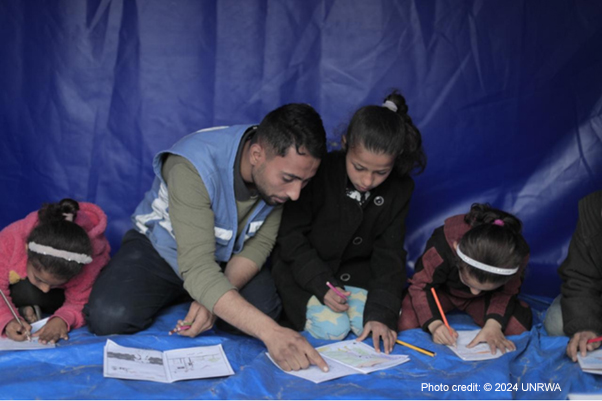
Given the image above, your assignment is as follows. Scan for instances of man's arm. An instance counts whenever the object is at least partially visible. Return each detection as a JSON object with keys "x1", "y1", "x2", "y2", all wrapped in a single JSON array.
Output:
[
  {"x1": 163, "y1": 156, "x2": 236, "y2": 312},
  {"x1": 224, "y1": 256, "x2": 259, "y2": 289},
  {"x1": 227, "y1": 205, "x2": 283, "y2": 289},
  {"x1": 213, "y1": 289, "x2": 328, "y2": 372},
  {"x1": 163, "y1": 156, "x2": 327, "y2": 371}
]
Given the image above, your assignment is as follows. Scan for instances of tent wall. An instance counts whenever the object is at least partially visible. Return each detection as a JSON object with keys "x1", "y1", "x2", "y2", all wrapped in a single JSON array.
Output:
[{"x1": 1, "y1": 0, "x2": 601, "y2": 297}]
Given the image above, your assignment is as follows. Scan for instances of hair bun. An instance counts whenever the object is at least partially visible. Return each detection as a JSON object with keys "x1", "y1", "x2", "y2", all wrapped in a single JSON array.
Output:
[{"x1": 38, "y1": 198, "x2": 80, "y2": 224}]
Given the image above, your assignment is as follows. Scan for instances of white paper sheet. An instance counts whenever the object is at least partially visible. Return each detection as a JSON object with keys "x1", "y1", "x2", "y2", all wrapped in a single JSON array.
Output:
[
  {"x1": 578, "y1": 348, "x2": 602, "y2": 374},
  {"x1": 103, "y1": 339, "x2": 234, "y2": 383},
  {"x1": 268, "y1": 340, "x2": 410, "y2": 383}
]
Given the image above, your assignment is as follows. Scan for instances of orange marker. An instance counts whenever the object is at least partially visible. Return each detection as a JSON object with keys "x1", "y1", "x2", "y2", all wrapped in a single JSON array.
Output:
[{"x1": 430, "y1": 287, "x2": 453, "y2": 337}]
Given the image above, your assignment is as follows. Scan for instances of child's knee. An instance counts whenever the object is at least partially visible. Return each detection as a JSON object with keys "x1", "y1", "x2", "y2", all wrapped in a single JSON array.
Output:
[
  {"x1": 305, "y1": 297, "x2": 351, "y2": 340},
  {"x1": 543, "y1": 295, "x2": 565, "y2": 336},
  {"x1": 344, "y1": 286, "x2": 366, "y2": 335},
  {"x1": 84, "y1": 296, "x2": 142, "y2": 336}
]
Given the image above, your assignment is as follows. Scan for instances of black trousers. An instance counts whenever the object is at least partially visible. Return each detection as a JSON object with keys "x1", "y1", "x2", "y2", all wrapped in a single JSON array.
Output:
[
  {"x1": 9, "y1": 279, "x2": 64, "y2": 314},
  {"x1": 84, "y1": 230, "x2": 281, "y2": 335}
]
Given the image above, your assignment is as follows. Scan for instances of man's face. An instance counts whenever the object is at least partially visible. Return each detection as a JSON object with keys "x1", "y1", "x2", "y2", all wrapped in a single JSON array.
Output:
[{"x1": 251, "y1": 145, "x2": 320, "y2": 206}]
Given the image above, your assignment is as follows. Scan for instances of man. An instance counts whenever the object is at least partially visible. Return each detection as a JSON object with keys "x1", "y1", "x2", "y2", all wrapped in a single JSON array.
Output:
[
  {"x1": 543, "y1": 190, "x2": 602, "y2": 361},
  {"x1": 85, "y1": 103, "x2": 329, "y2": 372}
]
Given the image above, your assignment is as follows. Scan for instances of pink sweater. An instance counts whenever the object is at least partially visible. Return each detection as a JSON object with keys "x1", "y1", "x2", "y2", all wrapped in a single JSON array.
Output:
[{"x1": 0, "y1": 202, "x2": 110, "y2": 334}]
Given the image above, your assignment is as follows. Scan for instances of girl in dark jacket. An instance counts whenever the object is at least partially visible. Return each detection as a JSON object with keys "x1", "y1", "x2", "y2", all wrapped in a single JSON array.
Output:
[{"x1": 272, "y1": 90, "x2": 426, "y2": 353}]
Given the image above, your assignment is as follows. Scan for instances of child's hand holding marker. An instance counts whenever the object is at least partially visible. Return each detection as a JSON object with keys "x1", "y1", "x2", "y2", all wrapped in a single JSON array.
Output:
[
  {"x1": 429, "y1": 287, "x2": 458, "y2": 346},
  {"x1": 170, "y1": 301, "x2": 217, "y2": 337},
  {"x1": 169, "y1": 321, "x2": 192, "y2": 335},
  {"x1": 5, "y1": 318, "x2": 32, "y2": 342},
  {"x1": 324, "y1": 282, "x2": 351, "y2": 313},
  {"x1": 428, "y1": 320, "x2": 458, "y2": 346}
]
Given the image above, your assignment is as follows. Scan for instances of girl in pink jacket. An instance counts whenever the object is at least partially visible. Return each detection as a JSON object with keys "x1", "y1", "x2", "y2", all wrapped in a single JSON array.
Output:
[{"x1": 0, "y1": 198, "x2": 110, "y2": 344}]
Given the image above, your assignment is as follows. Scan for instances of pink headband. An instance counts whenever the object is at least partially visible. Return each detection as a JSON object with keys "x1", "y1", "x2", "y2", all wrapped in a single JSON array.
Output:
[{"x1": 493, "y1": 219, "x2": 505, "y2": 227}]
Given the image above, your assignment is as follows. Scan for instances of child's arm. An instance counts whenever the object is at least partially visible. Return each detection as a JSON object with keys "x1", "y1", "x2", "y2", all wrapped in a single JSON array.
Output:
[
  {"x1": 406, "y1": 227, "x2": 454, "y2": 331},
  {"x1": 0, "y1": 220, "x2": 30, "y2": 335},
  {"x1": 275, "y1": 173, "x2": 339, "y2": 302}
]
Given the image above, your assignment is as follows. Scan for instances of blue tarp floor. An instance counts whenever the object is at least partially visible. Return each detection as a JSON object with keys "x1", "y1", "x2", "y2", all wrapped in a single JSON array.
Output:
[{"x1": 0, "y1": 295, "x2": 600, "y2": 400}]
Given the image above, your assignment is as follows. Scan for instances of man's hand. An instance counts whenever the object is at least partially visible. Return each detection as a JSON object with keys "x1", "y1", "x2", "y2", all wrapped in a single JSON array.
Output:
[
  {"x1": 323, "y1": 287, "x2": 350, "y2": 313},
  {"x1": 356, "y1": 321, "x2": 396, "y2": 354},
  {"x1": 468, "y1": 319, "x2": 515, "y2": 354},
  {"x1": 264, "y1": 325, "x2": 329, "y2": 372},
  {"x1": 33, "y1": 317, "x2": 68, "y2": 344},
  {"x1": 567, "y1": 330, "x2": 601, "y2": 362},
  {"x1": 5, "y1": 319, "x2": 32, "y2": 341},
  {"x1": 176, "y1": 301, "x2": 217, "y2": 337}
]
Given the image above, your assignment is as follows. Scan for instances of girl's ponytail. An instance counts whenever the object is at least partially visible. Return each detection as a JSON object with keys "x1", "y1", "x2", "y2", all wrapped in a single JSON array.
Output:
[{"x1": 382, "y1": 91, "x2": 426, "y2": 176}]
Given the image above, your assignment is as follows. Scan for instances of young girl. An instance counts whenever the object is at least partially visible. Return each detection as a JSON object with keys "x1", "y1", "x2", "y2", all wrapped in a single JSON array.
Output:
[
  {"x1": 0, "y1": 198, "x2": 110, "y2": 344},
  {"x1": 399, "y1": 203, "x2": 532, "y2": 353},
  {"x1": 272, "y1": 91, "x2": 426, "y2": 353}
]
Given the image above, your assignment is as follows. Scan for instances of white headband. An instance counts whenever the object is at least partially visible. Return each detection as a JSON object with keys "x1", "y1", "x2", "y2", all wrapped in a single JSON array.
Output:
[
  {"x1": 28, "y1": 242, "x2": 92, "y2": 265},
  {"x1": 382, "y1": 100, "x2": 398, "y2": 113},
  {"x1": 456, "y1": 246, "x2": 518, "y2": 276}
]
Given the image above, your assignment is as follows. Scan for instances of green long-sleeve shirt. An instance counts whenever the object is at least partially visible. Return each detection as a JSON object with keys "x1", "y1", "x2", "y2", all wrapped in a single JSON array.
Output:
[{"x1": 162, "y1": 154, "x2": 282, "y2": 312}]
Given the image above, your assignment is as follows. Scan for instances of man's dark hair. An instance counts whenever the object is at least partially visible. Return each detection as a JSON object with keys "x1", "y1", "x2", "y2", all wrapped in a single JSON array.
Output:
[{"x1": 254, "y1": 103, "x2": 327, "y2": 159}]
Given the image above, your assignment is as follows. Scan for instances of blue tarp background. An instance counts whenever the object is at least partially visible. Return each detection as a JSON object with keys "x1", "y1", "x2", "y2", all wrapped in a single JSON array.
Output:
[{"x1": 0, "y1": 1, "x2": 601, "y2": 399}]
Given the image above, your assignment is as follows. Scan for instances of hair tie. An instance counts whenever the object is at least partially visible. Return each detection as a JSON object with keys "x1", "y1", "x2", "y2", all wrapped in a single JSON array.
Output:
[
  {"x1": 493, "y1": 219, "x2": 505, "y2": 227},
  {"x1": 382, "y1": 100, "x2": 398, "y2": 113},
  {"x1": 63, "y1": 213, "x2": 75, "y2": 222}
]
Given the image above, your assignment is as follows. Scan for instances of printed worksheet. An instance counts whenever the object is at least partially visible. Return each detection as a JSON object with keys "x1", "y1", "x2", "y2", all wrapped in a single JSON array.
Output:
[
  {"x1": 268, "y1": 340, "x2": 410, "y2": 383},
  {"x1": 447, "y1": 330, "x2": 509, "y2": 361},
  {"x1": 578, "y1": 348, "x2": 602, "y2": 375},
  {"x1": 0, "y1": 318, "x2": 55, "y2": 351},
  {"x1": 103, "y1": 339, "x2": 234, "y2": 383}
]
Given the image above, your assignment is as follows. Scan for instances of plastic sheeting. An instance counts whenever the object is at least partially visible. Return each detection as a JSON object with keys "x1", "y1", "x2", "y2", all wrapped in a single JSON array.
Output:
[{"x1": 0, "y1": 298, "x2": 599, "y2": 399}]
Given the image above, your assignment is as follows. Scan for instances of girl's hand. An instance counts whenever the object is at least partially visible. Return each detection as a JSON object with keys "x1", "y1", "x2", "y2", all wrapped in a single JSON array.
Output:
[
  {"x1": 566, "y1": 331, "x2": 601, "y2": 362},
  {"x1": 468, "y1": 319, "x2": 515, "y2": 354},
  {"x1": 177, "y1": 301, "x2": 217, "y2": 337},
  {"x1": 356, "y1": 321, "x2": 397, "y2": 354},
  {"x1": 323, "y1": 288, "x2": 351, "y2": 313},
  {"x1": 428, "y1": 320, "x2": 458, "y2": 346},
  {"x1": 5, "y1": 319, "x2": 32, "y2": 341},
  {"x1": 33, "y1": 317, "x2": 68, "y2": 344}
]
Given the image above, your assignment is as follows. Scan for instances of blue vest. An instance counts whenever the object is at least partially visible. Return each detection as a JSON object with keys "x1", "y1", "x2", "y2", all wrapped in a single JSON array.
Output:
[{"x1": 131, "y1": 125, "x2": 275, "y2": 276}]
